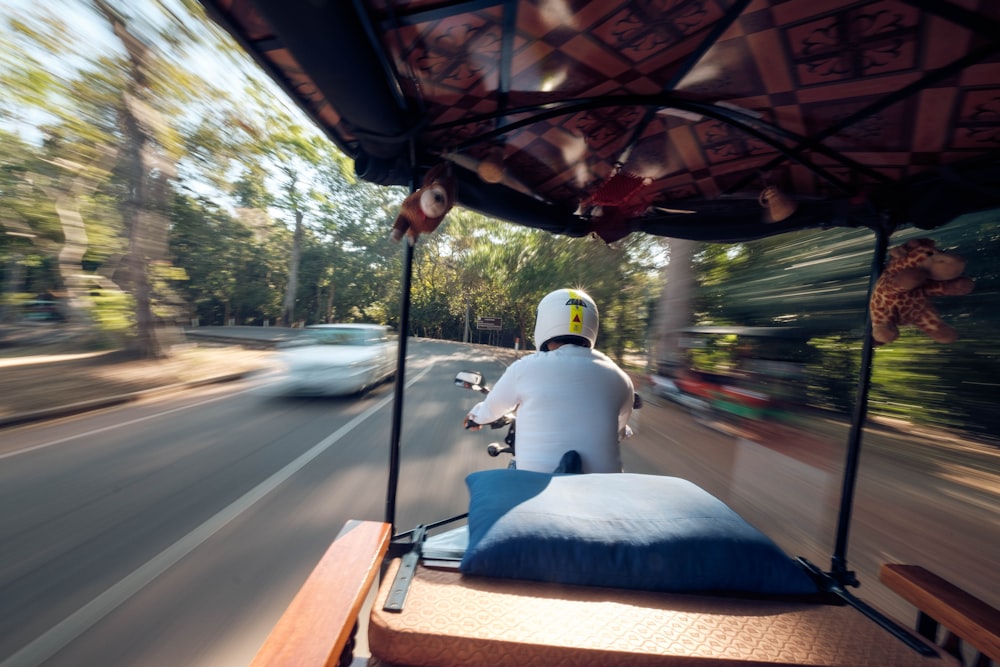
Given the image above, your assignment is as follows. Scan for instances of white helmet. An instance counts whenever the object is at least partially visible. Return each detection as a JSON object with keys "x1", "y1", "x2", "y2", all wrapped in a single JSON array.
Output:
[{"x1": 533, "y1": 288, "x2": 599, "y2": 351}]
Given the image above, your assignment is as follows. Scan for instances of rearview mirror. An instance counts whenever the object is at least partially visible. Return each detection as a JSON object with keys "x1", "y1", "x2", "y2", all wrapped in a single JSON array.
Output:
[{"x1": 455, "y1": 371, "x2": 485, "y2": 392}]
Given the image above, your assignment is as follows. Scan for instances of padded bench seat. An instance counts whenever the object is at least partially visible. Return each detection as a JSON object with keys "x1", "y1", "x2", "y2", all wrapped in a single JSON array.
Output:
[{"x1": 368, "y1": 558, "x2": 956, "y2": 667}]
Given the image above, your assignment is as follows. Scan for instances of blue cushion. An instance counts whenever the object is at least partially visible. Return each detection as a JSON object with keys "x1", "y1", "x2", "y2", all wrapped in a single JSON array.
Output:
[{"x1": 460, "y1": 470, "x2": 818, "y2": 595}]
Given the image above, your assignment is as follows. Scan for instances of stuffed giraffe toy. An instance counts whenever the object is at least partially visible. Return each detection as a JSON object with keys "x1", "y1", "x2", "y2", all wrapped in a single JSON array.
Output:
[{"x1": 869, "y1": 238, "x2": 974, "y2": 345}]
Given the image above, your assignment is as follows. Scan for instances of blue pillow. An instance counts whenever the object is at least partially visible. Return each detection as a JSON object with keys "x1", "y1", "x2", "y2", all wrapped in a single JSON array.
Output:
[{"x1": 460, "y1": 470, "x2": 818, "y2": 595}]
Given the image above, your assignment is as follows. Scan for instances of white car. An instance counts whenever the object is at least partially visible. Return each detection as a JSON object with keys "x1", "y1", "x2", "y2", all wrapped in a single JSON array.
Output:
[{"x1": 276, "y1": 324, "x2": 396, "y2": 396}]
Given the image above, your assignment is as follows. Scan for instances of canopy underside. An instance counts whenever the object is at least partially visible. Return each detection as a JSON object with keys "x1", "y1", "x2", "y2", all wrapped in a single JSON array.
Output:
[{"x1": 201, "y1": 0, "x2": 1000, "y2": 242}]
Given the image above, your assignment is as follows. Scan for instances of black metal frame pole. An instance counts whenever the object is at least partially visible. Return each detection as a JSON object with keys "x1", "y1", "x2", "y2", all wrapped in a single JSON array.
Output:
[
  {"x1": 385, "y1": 235, "x2": 415, "y2": 532},
  {"x1": 801, "y1": 226, "x2": 938, "y2": 656},
  {"x1": 796, "y1": 558, "x2": 938, "y2": 656},
  {"x1": 829, "y1": 225, "x2": 890, "y2": 584}
]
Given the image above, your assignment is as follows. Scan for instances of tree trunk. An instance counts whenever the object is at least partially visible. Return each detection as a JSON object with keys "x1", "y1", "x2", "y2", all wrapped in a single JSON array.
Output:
[
  {"x1": 53, "y1": 193, "x2": 91, "y2": 326},
  {"x1": 652, "y1": 238, "x2": 696, "y2": 375},
  {"x1": 36, "y1": 150, "x2": 117, "y2": 334},
  {"x1": 99, "y1": 1, "x2": 174, "y2": 359},
  {"x1": 281, "y1": 208, "x2": 304, "y2": 327}
]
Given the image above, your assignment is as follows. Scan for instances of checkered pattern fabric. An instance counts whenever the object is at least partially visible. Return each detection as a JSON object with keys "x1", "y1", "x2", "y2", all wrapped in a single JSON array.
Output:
[{"x1": 209, "y1": 0, "x2": 1000, "y2": 237}]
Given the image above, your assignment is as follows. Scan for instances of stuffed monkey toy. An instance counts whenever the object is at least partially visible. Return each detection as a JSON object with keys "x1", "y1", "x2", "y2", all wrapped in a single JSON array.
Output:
[{"x1": 391, "y1": 162, "x2": 457, "y2": 245}]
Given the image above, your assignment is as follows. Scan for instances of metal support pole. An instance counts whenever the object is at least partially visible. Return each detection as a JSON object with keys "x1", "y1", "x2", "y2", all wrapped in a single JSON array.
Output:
[
  {"x1": 797, "y1": 558, "x2": 938, "y2": 657},
  {"x1": 385, "y1": 235, "x2": 415, "y2": 532},
  {"x1": 829, "y1": 225, "x2": 890, "y2": 584}
]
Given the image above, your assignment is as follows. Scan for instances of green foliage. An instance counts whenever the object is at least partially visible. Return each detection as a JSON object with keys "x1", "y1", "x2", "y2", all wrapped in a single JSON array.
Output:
[
  {"x1": 691, "y1": 211, "x2": 1000, "y2": 437},
  {"x1": 420, "y1": 212, "x2": 661, "y2": 359},
  {"x1": 3, "y1": 0, "x2": 659, "y2": 359},
  {"x1": 804, "y1": 334, "x2": 860, "y2": 413},
  {"x1": 3, "y1": 1, "x2": 997, "y2": 439},
  {"x1": 695, "y1": 229, "x2": 874, "y2": 328},
  {"x1": 169, "y1": 192, "x2": 282, "y2": 324},
  {"x1": 232, "y1": 165, "x2": 272, "y2": 209},
  {"x1": 89, "y1": 287, "x2": 133, "y2": 342}
]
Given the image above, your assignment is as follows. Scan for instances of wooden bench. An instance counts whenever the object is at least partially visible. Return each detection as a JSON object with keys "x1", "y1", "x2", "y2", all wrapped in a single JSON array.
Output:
[
  {"x1": 880, "y1": 564, "x2": 1000, "y2": 666},
  {"x1": 250, "y1": 520, "x2": 391, "y2": 667},
  {"x1": 368, "y1": 558, "x2": 956, "y2": 666}
]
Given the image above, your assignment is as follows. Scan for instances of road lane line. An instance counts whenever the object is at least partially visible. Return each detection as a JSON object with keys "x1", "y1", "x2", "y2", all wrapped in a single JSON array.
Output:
[
  {"x1": 1, "y1": 365, "x2": 431, "y2": 667},
  {"x1": 0, "y1": 382, "x2": 264, "y2": 461}
]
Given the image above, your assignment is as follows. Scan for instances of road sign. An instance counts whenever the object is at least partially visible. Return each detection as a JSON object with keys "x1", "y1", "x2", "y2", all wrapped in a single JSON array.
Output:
[{"x1": 477, "y1": 317, "x2": 502, "y2": 330}]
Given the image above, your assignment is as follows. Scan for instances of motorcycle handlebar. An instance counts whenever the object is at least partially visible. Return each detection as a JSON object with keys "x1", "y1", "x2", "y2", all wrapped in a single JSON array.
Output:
[
  {"x1": 490, "y1": 414, "x2": 514, "y2": 428},
  {"x1": 465, "y1": 414, "x2": 514, "y2": 430}
]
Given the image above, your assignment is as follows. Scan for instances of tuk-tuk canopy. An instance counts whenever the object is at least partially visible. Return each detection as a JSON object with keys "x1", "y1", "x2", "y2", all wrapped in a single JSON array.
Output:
[{"x1": 200, "y1": 1, "x2": 1000, "y2": 242}]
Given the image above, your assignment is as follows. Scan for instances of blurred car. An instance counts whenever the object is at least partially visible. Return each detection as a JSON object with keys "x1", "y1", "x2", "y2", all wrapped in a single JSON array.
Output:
[
  {"x1": 649, "y1": 373, "x2": 682, "y2": 402},
  {"x1": 275, "y1": 324, "x2": 396, "y2": 396},
  {"x1": 647, "y1": 372, "x2": 711, "y2": 412}
]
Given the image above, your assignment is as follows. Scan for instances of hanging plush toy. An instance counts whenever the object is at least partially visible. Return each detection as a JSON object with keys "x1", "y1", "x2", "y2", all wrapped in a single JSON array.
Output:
[
  {"x1": 869, "y1": 238, "x2": 974, "y2": 345},
  {"x1": 580, "y1": 169, "x2": 652, "y2": 243},
  {"x1": 390, "y1": 162, "x2": 457, "y2": 245}
]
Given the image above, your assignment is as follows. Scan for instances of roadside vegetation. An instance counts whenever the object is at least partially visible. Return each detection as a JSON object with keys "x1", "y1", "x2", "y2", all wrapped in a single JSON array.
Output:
[{"x1": 1, "y1": 1, "x2": 997, "y2": 440}]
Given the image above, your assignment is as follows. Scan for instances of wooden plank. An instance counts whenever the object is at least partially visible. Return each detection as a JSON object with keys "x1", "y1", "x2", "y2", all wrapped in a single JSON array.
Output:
[
  {"x1": 880, "y1": 563, "x2": 1000, "y2": 664},
  {"x1": 251, "y1": 520, "x2": 392, "y2": 667}
]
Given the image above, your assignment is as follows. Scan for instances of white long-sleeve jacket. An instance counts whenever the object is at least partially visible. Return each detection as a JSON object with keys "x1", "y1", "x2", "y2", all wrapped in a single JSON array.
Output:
[{"x1": 467, "y1": 345, "x2": 634, "y2": 473}]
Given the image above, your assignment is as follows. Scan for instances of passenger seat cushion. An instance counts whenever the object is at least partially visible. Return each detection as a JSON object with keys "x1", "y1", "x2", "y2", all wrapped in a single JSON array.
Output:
[{"x1": 460, "y1": 470, "x2": 818, "y2": 595}]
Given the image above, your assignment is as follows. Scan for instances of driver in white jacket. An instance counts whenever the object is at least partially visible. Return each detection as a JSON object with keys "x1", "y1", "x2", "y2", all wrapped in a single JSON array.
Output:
[{"x1": 465, "y1": 288, "x2": 634, "y2": 474}]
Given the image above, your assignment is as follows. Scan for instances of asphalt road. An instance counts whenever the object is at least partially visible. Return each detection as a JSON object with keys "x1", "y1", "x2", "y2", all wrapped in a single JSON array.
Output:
[{"x1": 0, "y1": 339, "x2": 996, "y2": 666}]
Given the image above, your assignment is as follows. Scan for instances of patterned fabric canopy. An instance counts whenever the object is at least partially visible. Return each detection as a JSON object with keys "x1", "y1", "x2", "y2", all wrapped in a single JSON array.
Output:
[{"x1": 200, "y1": 0, "x2": 1000, "y2": 242}]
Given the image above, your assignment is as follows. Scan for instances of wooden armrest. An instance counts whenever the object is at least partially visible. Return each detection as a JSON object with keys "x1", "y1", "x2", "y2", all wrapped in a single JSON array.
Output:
[
  {"x1": 880, "y1": 563, "x2": 1000, "y2": 664},
  {"x1": 251, "y1": 520, "x2": 392, "y2": 667}
]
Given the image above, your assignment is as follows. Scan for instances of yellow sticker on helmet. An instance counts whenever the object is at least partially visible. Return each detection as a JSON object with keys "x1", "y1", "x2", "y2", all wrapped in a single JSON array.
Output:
[{"x1": 567, "y1": 289, "x2": 583, "y2": 334}]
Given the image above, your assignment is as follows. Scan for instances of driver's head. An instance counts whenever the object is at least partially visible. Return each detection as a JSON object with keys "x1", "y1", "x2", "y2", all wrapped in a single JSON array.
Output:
[{"x1": 533, "y1": 288, "x2": 599, "y2": 351}]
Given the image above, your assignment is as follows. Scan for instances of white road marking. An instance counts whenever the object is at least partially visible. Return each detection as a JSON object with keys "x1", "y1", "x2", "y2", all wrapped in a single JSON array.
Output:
[
  {"x1": 1, "y1": 365, "x2": 431, "y2": 667},
  {"x1": 0, "y1": 382, "x2": 262, "y2": 461}
]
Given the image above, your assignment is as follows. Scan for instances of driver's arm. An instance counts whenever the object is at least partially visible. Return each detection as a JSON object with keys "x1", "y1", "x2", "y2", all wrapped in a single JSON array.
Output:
[{"x1": 465, "y1": 365, "x2": 521, "y2": 428}]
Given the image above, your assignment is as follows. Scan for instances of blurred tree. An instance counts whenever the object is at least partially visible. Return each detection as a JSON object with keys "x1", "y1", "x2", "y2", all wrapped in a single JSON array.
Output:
[
  {"x1": 433, "y1": 214, "x2": 661, "y2": 361},
  {"x1": 304, "y1": 147, "x2": 402, "y2": 326},
  {"x1": 681, "y1": 214, "x2": 1000, "y2": 436},
  {"x1": 0, "y1": 130, "x2": 64, "y2": 320},
  {"x1": 169, "y1": 191, "x2": 283, "y2": 326},
  {"x1": 95, "y1": 0, "x2": 177, "y2": 357},
  {"x1": 6, "y1": 0, "x2": 996, "y2": 439},
  {"x1": 1, "y1": 0, "x2": 234, "y2": 353},
  {"x1": 0, "y1": 11, "x2": 123, "y2": 334},
  {"x1": 698, "y1": 229, "x2": 874, "y2": 329},
  {"x1": 650, "y1": 238, "x2": 694, "y2": 373}
]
